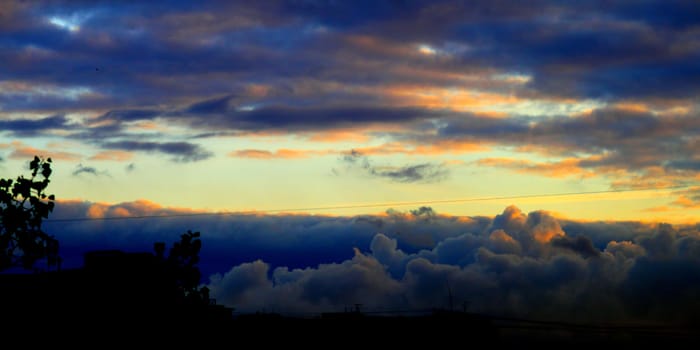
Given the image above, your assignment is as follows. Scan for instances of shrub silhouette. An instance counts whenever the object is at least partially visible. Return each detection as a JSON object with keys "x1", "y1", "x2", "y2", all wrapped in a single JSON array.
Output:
[{"x1": 0, "y1": 156, "x2": 59, "y2": 271}]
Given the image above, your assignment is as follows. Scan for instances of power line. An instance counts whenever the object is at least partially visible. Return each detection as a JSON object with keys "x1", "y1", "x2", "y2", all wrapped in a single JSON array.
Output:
[{"x1": 42, "y1": 185, "x2": 688, "y2": 223}]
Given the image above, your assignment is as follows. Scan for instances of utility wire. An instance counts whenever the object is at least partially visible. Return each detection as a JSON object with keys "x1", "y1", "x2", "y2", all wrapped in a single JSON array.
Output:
[{"x1": 42, "y1": 185, "x2": 689, "y2": 223}]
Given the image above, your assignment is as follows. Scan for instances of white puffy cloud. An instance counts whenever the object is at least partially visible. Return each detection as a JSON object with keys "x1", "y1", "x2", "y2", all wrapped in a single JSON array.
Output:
[{"x1": 202, "y1": 206, "x2": 700, "y2": 324}]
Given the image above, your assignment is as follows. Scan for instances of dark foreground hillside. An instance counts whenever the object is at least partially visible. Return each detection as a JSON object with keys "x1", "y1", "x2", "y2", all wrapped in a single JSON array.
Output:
[
  {"x1": 1, "y1": 249, "x2": 698, "y2": 346},
  {"x1": 1, "y1": 250, "x2": 232, "y2": 323}
]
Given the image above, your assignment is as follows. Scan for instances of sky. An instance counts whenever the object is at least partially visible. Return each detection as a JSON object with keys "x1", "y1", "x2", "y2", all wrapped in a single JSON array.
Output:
[{"x1": 2, "y1": 0, "x2": 700, "y2": 323}]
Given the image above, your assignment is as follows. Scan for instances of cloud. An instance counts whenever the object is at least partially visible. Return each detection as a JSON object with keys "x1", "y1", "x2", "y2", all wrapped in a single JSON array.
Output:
[
  {"x1": 476, "y1": 157, "x2": 597, "y2": 179},
  {"x1": 42, "y1": 199, "x2": 700, "y2": 323},
  {"x1": 372, "y1": 163, "x2": 449, "y2": 183},
  {"x1": 228, "y1": 148, "x2": 331, "y2": 159},
  {"x1": 551, "y1": 235, "x2": 600, "y2": 258},
  {"x1": 0, "y1": 115, "x2": 74, "y2": 136},
  {"x1": 0, "y1": 141, "x2": 81, "y2": 161},
  {"x1": 227, "y1": 141, "x2": 485, "y2": 160},
  {"x1": 100, "y1": 140, "x2": 213, "y2": 162},
  {"x1": 175, "y1": 104, "x2": 439, "y2": 132},
  {"x1": 204, "y1": 206, "x2": 700, "y2": 323},
  {"x1": 405, "y1": 107, "x2": 700, "y2": 187},
  {"x1": 94, "y1": 109, "x2": 162, "y2": 123},
  {"x1": 63, "y1": 103, "x2": 700, "y2": 191},
  {"x1": 88, "y1": 150, "x2": 134, "y2": 161},
  {"x1": 665, "y1": 187, "x2": 700, "y2": 209},
  {"x1": 350, "y1": 141, "x2": 486, "y2": 156},
  {"x1": 339, "y1": 149, "x2": 449, "y2": 183},
  {"x1": 77, "y1": 104, "x2": 700, "y2": 188},
  {"x1": 1, "y1": 1, "x2": 697, "y2": 194},
  {"x1": 2, "y1": 1, "x2": 697, "y2": 122},
  {"x1": 46, "y1": 199, "x2": 488, "y2": 277},
  {"x1": 184, "y1": 94, "x2": 236, "y2": 114},
  {"x1": 72, "y1": 163, "x2": 109, "y2": 177}
]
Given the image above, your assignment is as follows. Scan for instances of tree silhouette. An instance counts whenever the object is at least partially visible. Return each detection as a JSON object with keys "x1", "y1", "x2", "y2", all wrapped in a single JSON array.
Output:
[
  {"x1": 155, "y1": 230, "x2": 207, "y2": 303},
  {"x1": 0, "y1": 156, "x2": 59, "y2": 271}
]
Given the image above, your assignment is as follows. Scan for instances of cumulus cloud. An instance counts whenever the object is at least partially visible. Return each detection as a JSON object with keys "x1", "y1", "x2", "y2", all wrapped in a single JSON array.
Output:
[
  {"x1": 41, "y1": 199, "x2": 700, "y2": 324},
  {"x1": 203, "y1": 206, "x2": 700, "y2": 324}
]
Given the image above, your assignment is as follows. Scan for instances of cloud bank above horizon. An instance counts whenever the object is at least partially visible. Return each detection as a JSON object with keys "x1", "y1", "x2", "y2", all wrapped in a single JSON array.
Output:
[{"x1": 42, "y1": 199, "x2": 700, "y2": 324}]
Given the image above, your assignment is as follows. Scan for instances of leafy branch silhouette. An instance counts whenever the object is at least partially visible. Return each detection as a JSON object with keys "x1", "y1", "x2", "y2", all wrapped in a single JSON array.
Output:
[{"x1": 0, "y1": 156, "x2": 59, "y2": 271}]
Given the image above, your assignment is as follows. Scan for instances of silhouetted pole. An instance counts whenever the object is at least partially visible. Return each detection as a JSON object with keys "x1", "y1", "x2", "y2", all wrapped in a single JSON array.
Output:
[{"x1": 446, "y1": 278, "x2": 454, "y2": 311}]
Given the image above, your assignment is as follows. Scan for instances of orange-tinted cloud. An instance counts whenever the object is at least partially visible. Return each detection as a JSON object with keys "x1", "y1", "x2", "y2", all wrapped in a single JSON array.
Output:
[
  {"x1": 229, "y1": 139, "x2": 487, "y2": 160},
  {"x1": 643, "y1": 206, "x2": 672, "y2": 213},
  {"x1": 306, "y1": 130, "x2": 372, "y2": 143},
  {"x1": 663, "y1": 186, "x2": 700, "y2": 209},
  {"x1": 476, "y1": 157, "x2": 597, "y2": 178},
  {"x1": 385, "y1": 85, "x2": 521, "y2": 111},
  {"x1": 611, "y1": 102, "x2": 651, "y2": 114},
  {"x1": 609, "y1": 168, "x2": 698, "y2": 190},
  {"x1": 81, "y1": 198, "x2": 202, "y2": 219},
  {"x1": 351, "y1": 140, "x2": 486, "y2": 156},
  {"x1": 228, "y1": 148, "x2": 331, "y2": 159},
  {"x1": 126, "y1": 121, "x2": 161, "y2": 131},
  {"x1": 0, "y1": 141, "x2": 81, "y2": 161},
  {"x1": 343, "y1": 34, "x2": 418, "y2": 58},
  {"x1": 89, "y1": 150, "x2": 134, "y2": 161}
]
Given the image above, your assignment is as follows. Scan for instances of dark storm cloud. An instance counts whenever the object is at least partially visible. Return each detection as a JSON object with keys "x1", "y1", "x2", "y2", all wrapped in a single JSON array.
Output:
[
  {"x1": 339, "y1": 149, "x2": 449, "y2": 183},
  {"x1": 0, "y1": 115, "x2": 73, "y2": 136},
  {"x1": 100, "y1": 140, "x2": 213, "y2": 162},
  {"x1": 44, "y1": 201, "x2": 700, "y2": 323},
  {"x1": 178, "y1": 104, "x2": 440, "y2": 132},
  {"x1": 0, "y1": 4, "x2": 297, "y2": 108},
  {"x1": 86, "y1": 99, "x2": 441, "y2": 134}
]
